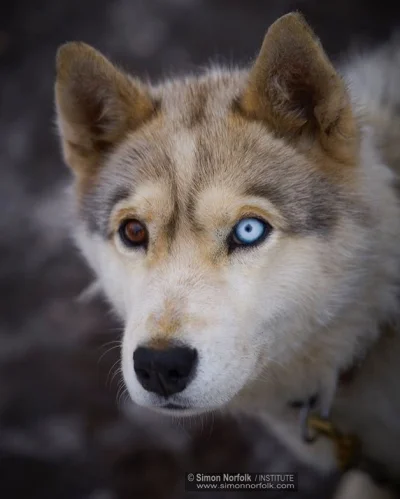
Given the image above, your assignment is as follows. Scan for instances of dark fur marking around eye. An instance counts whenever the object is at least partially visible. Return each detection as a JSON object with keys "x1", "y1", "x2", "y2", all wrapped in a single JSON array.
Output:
[{"x1": 81, "y1": 185, "x2": 132, "y2": 237}]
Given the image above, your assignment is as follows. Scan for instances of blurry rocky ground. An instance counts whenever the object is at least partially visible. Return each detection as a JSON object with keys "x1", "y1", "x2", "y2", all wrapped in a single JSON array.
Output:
[{"x1": 1, "y1": 1, "x2": 400, "y2": 498}]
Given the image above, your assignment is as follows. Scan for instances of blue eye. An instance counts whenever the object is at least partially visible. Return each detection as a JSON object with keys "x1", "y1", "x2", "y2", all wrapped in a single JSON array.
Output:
[{"x1": 229, "y1": 217, "x2": 272, "y2": 251}]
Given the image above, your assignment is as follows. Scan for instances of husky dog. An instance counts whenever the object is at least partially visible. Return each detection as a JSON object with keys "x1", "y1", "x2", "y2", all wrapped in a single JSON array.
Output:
[{"x1": 55, "y1": 13, "x2": 400, "y2": 498}]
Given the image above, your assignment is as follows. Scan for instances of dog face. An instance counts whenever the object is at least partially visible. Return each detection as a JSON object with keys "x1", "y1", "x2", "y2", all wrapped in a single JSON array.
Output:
[{"x1": 55, "y1": 14, "x2": 372, "y2": 415}]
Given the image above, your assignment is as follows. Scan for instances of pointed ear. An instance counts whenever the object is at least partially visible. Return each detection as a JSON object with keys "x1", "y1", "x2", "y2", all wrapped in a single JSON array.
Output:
[
  {"x1": 55, "y1": 42, "x2": 156, "y2": 178},
  {"x1": 238, "y1": 13, "x2": 356, "y2": 158}
]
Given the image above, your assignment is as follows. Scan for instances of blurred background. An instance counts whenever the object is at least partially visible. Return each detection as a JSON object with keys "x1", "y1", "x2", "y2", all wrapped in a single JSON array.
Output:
[{"x1": 1, "y1": 1, "x2": 400, "y2": 498}]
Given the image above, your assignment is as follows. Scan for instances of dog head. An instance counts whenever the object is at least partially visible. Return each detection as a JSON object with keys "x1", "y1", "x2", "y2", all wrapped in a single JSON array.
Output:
[{"x1": 55, "y1": 14, "x2": 374, "y2": 415}]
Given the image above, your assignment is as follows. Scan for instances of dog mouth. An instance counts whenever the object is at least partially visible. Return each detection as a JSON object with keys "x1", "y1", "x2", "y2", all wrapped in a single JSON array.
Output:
[
  {"x1": 162, "y1": 403, "x2": 189, "y2": 411},
  {"x1": 153, "y1": 402, "x2": 212, "y2": 417}
]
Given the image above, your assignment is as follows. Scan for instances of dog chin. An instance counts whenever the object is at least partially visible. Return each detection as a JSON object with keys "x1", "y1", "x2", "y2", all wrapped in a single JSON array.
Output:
[{"x1": 144, "y1": 402, "x2": 215, "y2": 418}]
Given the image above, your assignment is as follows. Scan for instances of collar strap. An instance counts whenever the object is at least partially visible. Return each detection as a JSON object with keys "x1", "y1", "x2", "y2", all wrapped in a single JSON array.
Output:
[
  {"x1": 288, "y1": 361, "x2": 359, "y2": 410},
  {"x1": 288, "y1": 323, "x2": 396, "y2": 470}
]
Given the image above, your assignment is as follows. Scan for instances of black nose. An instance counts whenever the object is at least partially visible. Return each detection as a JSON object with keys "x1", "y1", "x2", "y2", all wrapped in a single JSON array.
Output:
[{"x1": 133, "y1": 345, "x2": 198, "y2": 397}]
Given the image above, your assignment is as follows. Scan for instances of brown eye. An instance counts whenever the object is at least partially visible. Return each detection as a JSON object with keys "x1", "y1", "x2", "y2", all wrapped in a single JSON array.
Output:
[{"x1": 119, "y1": 219, "x2": 148, "y2": 248}]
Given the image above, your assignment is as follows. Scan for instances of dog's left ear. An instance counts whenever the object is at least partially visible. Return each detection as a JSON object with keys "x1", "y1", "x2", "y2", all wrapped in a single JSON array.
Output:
[
  {"x1": 55, "y1": 42, "x2": 155, "y2": 181},
  {"x1": 238, "y1": 13, "x2": 356, "y2": 159}
]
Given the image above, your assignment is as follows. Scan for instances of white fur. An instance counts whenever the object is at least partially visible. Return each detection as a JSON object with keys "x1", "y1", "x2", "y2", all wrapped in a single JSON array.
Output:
[{"x1": 71, "y1": 39, "x2": 400, "y2": 496}]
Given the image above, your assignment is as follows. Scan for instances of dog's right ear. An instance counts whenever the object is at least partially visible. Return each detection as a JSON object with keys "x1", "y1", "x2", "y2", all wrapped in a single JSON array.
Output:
[{"x1": 55, "y1": 42, "x2": 155, "y2": 181}]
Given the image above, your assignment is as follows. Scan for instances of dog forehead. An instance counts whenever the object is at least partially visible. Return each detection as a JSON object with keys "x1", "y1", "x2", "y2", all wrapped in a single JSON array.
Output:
[
  {"x1": 113, "y1": 114, "x2": 293, "y2": 213},
  {"x1": 82, "y1": 73, "x2": 342, "y2": 237}
]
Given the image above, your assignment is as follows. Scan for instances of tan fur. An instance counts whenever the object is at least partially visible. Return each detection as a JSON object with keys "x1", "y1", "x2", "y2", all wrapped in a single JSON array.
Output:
[
  {"x1": 238, "y1": 13, "x2": 358, "y2": 166},
  {"x1": 55, "y1": 13, "x2": 400, "y2": 498},
  {"x1": 146, "y1": 297, "x2": 182, "y2": 339},
  {"x1": 55, "y1": 42, "x2": 156, "y2": 192}
]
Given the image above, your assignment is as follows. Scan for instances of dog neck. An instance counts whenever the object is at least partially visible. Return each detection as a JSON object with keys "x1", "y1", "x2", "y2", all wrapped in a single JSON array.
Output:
[
  {"x1": 289, "y1": 321, "x2": 400, "y2": 476},
  {"x1": 289, "y1": 321, "x2": 397, "y2": 413}
]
